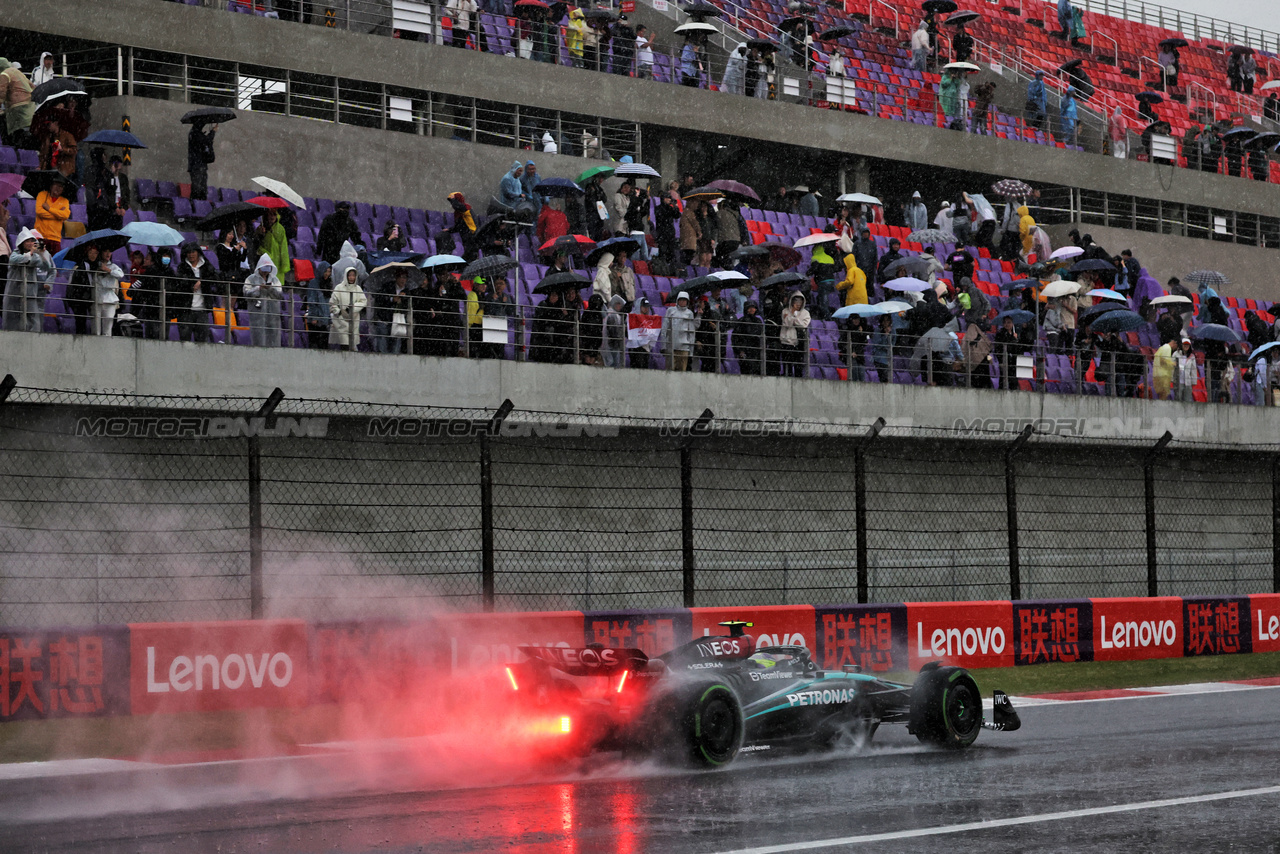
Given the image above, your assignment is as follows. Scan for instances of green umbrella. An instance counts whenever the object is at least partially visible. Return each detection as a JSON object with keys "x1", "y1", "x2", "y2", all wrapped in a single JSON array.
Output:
[{"x1": 576, "y1": 165, "x2": 615, "y2": 184}]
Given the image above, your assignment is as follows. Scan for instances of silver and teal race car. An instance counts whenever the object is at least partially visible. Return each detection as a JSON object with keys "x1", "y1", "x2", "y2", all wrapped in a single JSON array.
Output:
[{"x1": 507, "y1": 621, "x2": 1020, "y2": 767}]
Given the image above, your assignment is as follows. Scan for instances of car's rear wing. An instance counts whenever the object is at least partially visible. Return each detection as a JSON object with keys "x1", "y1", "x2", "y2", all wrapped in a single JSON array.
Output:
[{"x1": 518, "y1": 645, "x2": 648, "y2": 676}]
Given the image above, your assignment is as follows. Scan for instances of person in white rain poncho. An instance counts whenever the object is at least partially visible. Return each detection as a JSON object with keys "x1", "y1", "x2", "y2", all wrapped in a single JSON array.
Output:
[
  {"x1": 2, "y1": 227, "x2": 53, "y2": 332},
  {"x1": 329, "y1": 266, "x2": 368, "y2": 351},
  {"x1": 89, "y1": 249, "x2": 124, "y2": 336},
  {"x1": 243, "y1": 253, "x2": 283, "y2": 347},
  {"x1": 722, "y1": 43, "x2": 747, "y2": 95}
]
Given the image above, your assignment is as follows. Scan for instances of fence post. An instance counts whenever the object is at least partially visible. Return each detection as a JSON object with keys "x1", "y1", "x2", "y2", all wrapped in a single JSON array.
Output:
[
  {"x1": 1145, "y1": 431, "x2": 1173, "y2": 597},
  {"x1": 681, "y1": 409, "x2": 713, "y2": 608},
  {"x1": 855, "y1": 417, "x2": 886, "y2": 604},
  {"x1": 480, "y1": 399, "x2": 515, "y2": 612},
  {"x1": 1274, "y1": 455, "x2": 1280, "y2": 594},
  {"x1": 1005, "y1": 425, "x2": 1034, "y2": 601},
  {"x1": 247, "y1": 388, "x2": 284, "y2": 619}
]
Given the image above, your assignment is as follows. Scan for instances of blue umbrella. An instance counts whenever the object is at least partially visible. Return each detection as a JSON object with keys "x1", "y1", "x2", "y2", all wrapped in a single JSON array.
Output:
[
  {"x1": 1069, "y1": 258, "x2": 1116, "y2": 273},
  {"x1": 1087, "y1": 288, "x2": 1126, "y2": 301},
  {"x1": 1089, "y1": 310, "x2": 1145, "y2": 333},
  {"x1": 82, "y1": 129, "x2": 148, "y2": 149},
  {"x1": 121, "y1": 221, "x2": 184, "y2": 247},
  {"x1": 832, "y1": 303, "x2": 888, "y2": 319},
  {"x1": 1249, "y1": 341, "x2": 1280, "y2": 361},
  {"x1": 1190, "y1": 323, "x2": 1243, "y2": 343},
  {"x1": 52, "y1": 229, "x2": 131, "y2": 268},
  {"x1": 883, "y1": 276, "x2": 930, "y2": 292},
  {"x1": 585, "y1": 236, "x2": 640, "y2": 267},
  {"x1": 1001, "y1": 278, "x2": 1040, "y2": 293},
  {"x1": 994, "y1": 309, "x2": 1036, "y2": 325},
  {"x1": 420, "y1": 253, "x2": 467, "y2": 270},
  {"x1": 534, "y1": 178, "x2": 584, "y2": 196}
]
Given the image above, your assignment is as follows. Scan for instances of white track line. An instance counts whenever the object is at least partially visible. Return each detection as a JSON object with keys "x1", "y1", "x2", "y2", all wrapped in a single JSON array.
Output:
[
  {"x1": 982, "y1": 680, "x2": 1280, "y2": 708},
  {"x1": 706, "y1": 785, "x2": 1280, "y2": 853}
]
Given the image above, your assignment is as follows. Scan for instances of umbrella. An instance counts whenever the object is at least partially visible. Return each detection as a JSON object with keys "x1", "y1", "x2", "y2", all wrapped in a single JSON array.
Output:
[
  {"x1": 1135, "y1": 91, "x2": 1164, "y2": 105},
  {"x1": 943, "y1": 62, "x2": 981, "y2": 73},
  {"x1": 180, "y1": 106, "x2": 236, "y2": 126},
  {"x1": 778, "y1": 16, "x2": 817, "y2": 33},
  {"x1": 1159, "y1": 37, "x2": 1189, "y2": 49},
  {"x1": 244, "y1": 195, "x2": 291, "y2": 209},
  {"x1": 762, "y1": 271, "x2": 807, "y2": 289},
  {"x1": 1090, "y1": 310, "x2": 1145, "y2": 333},
  {"x1": 1059, "y1": 58, "x2": 1084, "y2": 73},
  {"x1": 1223, "y1": 127, "x2": 1258, "y2": 140},
  {"x1": 761, "y1": 241, "x2": 802, "y2": 269},
  {"x1": 683, "y1": 185, "x2": 725, "y2": 201},
  {"x1": 614, "y1": 163, "x2": 662, "y2": 179},
  {"x1": 915, "y1": 327, "x2": 956, "y2": 354},
  {"x1": 710, "y1": 269, "x2": 749, "y2": 282},
  {"x1": 533, "y1": 271, "x2": 591, "y2": 294},
  {"x1": 992, "y1": 178, "x2": 1033, "y2": 197},
  {"x1": 535, "y1": 178, "x2": 584, "y2": 197},
  {"x1": 1184, "y1": 270, "x2": 1230, "y2": 288},
  {"x1": 585, "y1": 236, "x2": 640, "y2": 267},
  {"x1": 54, "y1": 229, "x2": 131, "y2": 266},
  {"x1": 706, "y1": 179, "x2": 759, "y2": 201},
  {"x1": 818, "y1": 27, "x2": 855, "y2": 40},
  {"x1": 1228, "y1": 45, "x2": 1254, "y2": 55},
  {"x1": 21, "y1": 170, "x2": 74, "y2": 197},
  {"x1": 1039, "y1": 281, "x2": 1079, "y2": 299},
  {"x1": 1050, "y1": 246, "x2": 1085, "y2": 260},
  {"x1": 922, "y1": 0, "x2": 958, "y2": 12},
  {"x1": 1087, "y1": 288, "x2": 1127, "y2": 301},
  {"x1": 946, "y1": 10, "x2": 980, "y2": 25},
  {"x1": 514, "y1": 0, "x2": 549, "y2": 16},
  {"x1": 793, "y1": 233, "x2": 840, "y2": 248},
  {"x1": 462, "y1": 254, "x2": 519, "y2": 281},
  {"x1": 835, "y1": 192, "x2": 881, "y2": 205},
  {"x1": 1247, "y1": 132, "x2": 1280, "y2": 149},
  {"x1": 197, "y1": 201, "x2": 264, "y2": 231},
  {"x1": 680, "y1": 274, "x2": 732, "y2": 299},
  {"x1": 576, "y1": 165, "x2": 615, "y2": 184},
  {"x1": 683, "y1": 2, "x2": 723, "y2": 17},
  {"x1": 674, "y1": 21, "x2": 718, "y2": 33},
  {"x1": 1001, "y1": 278, "x2": 1040, "y2": 293},
  {"x1": 883, "y1": 276, "x2": 931, "y2": 292},
  {"x1": 0, "y1": 173, "x2": 24, "y2": 203},
  {"x1": 82, "y1": 129, "x2": 147, "y2": 149},
  {"x1": 832, "y1": 304, "x2": 887, "y2": 319},
  {"x1": 747, "y1": 38, "x2": 779, "y2": 52},
  {"x1": 790, "y1": 185, "x2": 810, "y2": 194},
  {"x1": 421, "y1": 254, "x2": 468, "y2": 270},
  {"x1": 1262, "y1": 80, "x2": 1280, "y2": 91},
  {"x1": 251, "y1": 176, "x2": 306, "y2": 209},
  {"x1": 1249, "y1": 341, "x2": 1280, "y2": 362},
  {"x1": 994, "y1": 309, "x2": 1035, "y2": 325},
  {"x1": 539, "y1": 234, "x2": 595, "y2": 255},
  {"x1": 1143, "y1": 120, "x2": 1173, "y2": 136},
  {"x1": 31, "y1": 78, "x2": 88, "y2": 107},
  {"x1": 121, "y1": 221, "x2": 184, "y2": 247},
  {"x1": 1069, "y1": 258, "x2": 1116, "y2": 274},
  {"x1": 728, "y1": 244, "x2": 769, "y2": 262},
  {"x1": 1149, "y1": 295, "x2": 1192, "y2": 307},
  {"x1": 366, "y1": 262, "x2": 424, "y2": 291},
  {"x1": 1190, "y1": 323, "x2": 1243, "y2": 343},
  {"x1": 907, "y1": 228, "x2": 952, "y2": 244},
  {"x1": 883, "y1": 256, "x2": 932, "y2": 278},
  {"x1": 877, "y1": 300, "x2": 914, "y2": 314},
  {"x1": 583, "y1": 7, "x2": 619, "y2": 21}
]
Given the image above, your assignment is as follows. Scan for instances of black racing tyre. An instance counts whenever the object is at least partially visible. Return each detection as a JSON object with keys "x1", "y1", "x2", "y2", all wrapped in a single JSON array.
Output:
[
  {"x1": 679, "y1": 682, "x2": 744, "y2": 768},
  {"x1": 909, "y1": 666, "x2": 982, "y2": 749}
]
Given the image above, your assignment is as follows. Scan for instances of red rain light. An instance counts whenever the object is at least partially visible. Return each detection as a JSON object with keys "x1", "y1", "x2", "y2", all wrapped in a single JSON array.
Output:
[
  {"x1": 560, "y1": 716, "x2": 572, "y2": 733},
  {"x1": 505, "y1": 667, "x2": 519, "y2": 691},
  {"x1": 616, "y1": 669, "x2": 629, "y2": 693}
]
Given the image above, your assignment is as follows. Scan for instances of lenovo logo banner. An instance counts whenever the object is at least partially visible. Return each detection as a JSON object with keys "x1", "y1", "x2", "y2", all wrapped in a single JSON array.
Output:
[
  {"x1": 129, "y1": 620, "x2": 309, "y2": 714},
  {"x1": 906, "y1": 602, "x2": 1013, "y2": 670},
  {"x1": 1249, "y1": 594, "x2": 1280, "y2": 653},
  {"x1": 1090, "y1": 598, "x2": 1182, "y2": 662},
  {"x1": 691, "y1": 605, "x2": 817, "y2": 653}
]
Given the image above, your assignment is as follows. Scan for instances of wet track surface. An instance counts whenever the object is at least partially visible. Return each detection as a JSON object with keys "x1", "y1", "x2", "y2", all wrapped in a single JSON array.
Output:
[{"x1": 3, "y1": 688, "x2": 1279, "y2": 853}]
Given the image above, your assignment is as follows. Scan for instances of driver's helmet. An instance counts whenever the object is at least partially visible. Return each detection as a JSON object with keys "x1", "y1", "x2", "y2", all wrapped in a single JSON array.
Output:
[{"x1": 748, "y1": 652, "x2": 788, "y2": 668}]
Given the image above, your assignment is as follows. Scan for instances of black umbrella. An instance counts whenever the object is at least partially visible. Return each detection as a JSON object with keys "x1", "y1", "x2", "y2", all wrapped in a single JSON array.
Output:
[
  {"x1": 1143, "y1": 120, "x2": 1173, "y2": 136},
  {"x1": 1135, "y1": 91, "x2": 1164, "y2": 104},
  {"x1": 728, "y1": 244, "x2": 769, "y2": 262},
  {"x1": 922, "y1": 0, "x2": 958, "y2": 13},
  {"x1": 462, "y1": 254, "x2": 519, "y2": 281},
  {"x1": 818, "y1": 26, "x2": 855, "y2": 40},
  {"x1": 682, "y1": 1, "x2": 722, "y2": 16},
  {"x1": 59, "y1": 229, "x2": 131, "y2": 265},
  {"x1": 946, "y1": 10, "x2": 980, "y2": 25},
  {"x1": 181, "y1": 106, "x2": 237, "y2": 126},
  {"x1": 778, "y1": 16, "x2": 817, "y2": 33},
  {"x1": 20, "y1": 169, "x2": 74, "y2": 197},
  {"x1": 747, "y1": 38, "x2": 779, "y2": 52},
  {"x1": 1159, "y1": 37, "x2": 1189, "y2": 49},
  {"x1": 1185, "y1": 270, "x2": 1231, "y2": 288},
  {"x1": 31, "y1": 78, "x2": 89, "y2": 109},
  {"x1": 1069, "y1": 258, "x2": 1117, "y2": 273},
  {"x1": 583, "y1": 8, "x2": 619, "y2": 21},
  {"x1": 1090, "y1": 310, "x2": 1145, "y2": 334},
  {"x1": 884, "y1": 255, "x2": 932, "y2": 278},
  {"x1": 534, "y1": 178, "x2": 584, "y2": 197},
  {"x1": 1247, "y1": 132, "x2": 1280, "y2": 149},
  {"x1": 762, "y1": 271, "x2": 807, "y2": 289},
  {"x1": 1223, "y1": 126, "x2": 1258, "y2": 140},
  {"x1": 366, "y1": 262, "x2": 425, "y2": 292},
  {"x1": 1059, "y1": 58, "x2": 1084, "y2": 73},
  {"x1": 197, "y1": 201, "x2": 265, "y2": 231},
  {"x1": 706, "y1": 179, "x2": 760, "y2": 202},
  {"x1": 1078, "y1": 302, "x2": 1125, "y2": 325},
  {"x1": 533, "y1": 271, "x2": 591, "y2": 294},
  {"x1": 680, "y1": 274, "x2": 729, "y2": 299},
  {"x1": 1191, "y1": 323, "x2": 1243, "y2": 343},
  {"x1": 585, "y1": 236, "x2": 640, "y2": 267},
  {"x1": 1228, "y1": 44, "x2": 1255, "y2": 55}
]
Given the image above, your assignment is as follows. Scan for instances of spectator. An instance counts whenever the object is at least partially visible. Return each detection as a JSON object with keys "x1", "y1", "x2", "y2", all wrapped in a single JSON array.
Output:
[
  {"x1": 328, "y1": 266, "x2": 367, "y2": 352},
  {"x1": 1241, "y1": 52, "x2": 1258, "y2": 95},
  {"x1": 34, "y1": 174, "x2": 70, "y2": 253},
  {"x1": 537, "y1": 199, "x2": 570, "y2": 246},
  {"x1": 66, "y1": 243, "x2": 110, "y2": 336},
  {"x1": 444, "y1": 192, "x2": 479, "y2": 262},
  {"x1": 635, "y1": 26, "x2": 655, "y2": 79},
  {"x1": 1059, "y1": 87, "x2": 1078, "y2": 145},
  {"x1": 2, "y1": 228, "x2": 52, "y2": 332},
  {"x1": 0, "y1": 58, "x2": 35, "y2": 149},
  {"x1": 522, "y1": 160, "x2": 544, "y2": 208},
  {"x1": 629, "y1": 296, "x2": 656, "y2": 368},
  {"x1": 836, "y1": 253, "x2": 868, "y2": 307},
  {"x1": 243, "y1": 254, "x2": 283, "y2": 348},
  {"x1": 1157, "y1": 45, "x2": 1180, "y2": 89},
  {"x1": 1017, "y1": 206, "x2": 1036, "y2": 259},
  {"x1": 624, "y1": 185, "x2": 653, "y2": 259},
  {"x1": 680, "y1": 34, "x2": 704, "y2": 87},
  {"x1": 613, "y1": 16, "x2": 636, "y2": 76},
  {"x1": 448, "y1": 0, "x2": 477, "y2": 49},
  {"x1": 1055, "y1": 0, "x2": 1072, "y2": 39},
  {"x1": 870, "y1": 313, "x2": 895, "y2": 377},
  {"x1": 1196, "y1": 124, "x2": 1221, "y2": 173},
  {"x1": 416, "y1": 268, "x2": 467, "y2": 358},
  {"x1": 994, "y1": 315, "x2": 1029, "y2": 389},
  {"x1": 186, "y1": 123, "x2": 217, "y2": 201},
  {"x1": 947, "y1": 245, "x2": 975, "y2": 283},
  {"x1": 612, "y1": 181, "x2": 634, "y2": 236},
  {"x1": 1249, "y1": 145, "x2": 1269, "y2": 181},
  {"x1": 876, "y1": 238, "x2": 903, "y2": 285},
  {"x1": 583, "y1": 174, "x2": 609, "y2": 241},
  {"x1": 807, "y1": 241, "x2": 838, "y2": 318},
  {"x1": 779, "y1": 292, "x2": 811, "y2": 377},
  {"x1": 597, "y1": 250, "x2": 636, "y2": 306},
  {"x1": 173, "y1": 242, "x2": 213, "y2": 343},
  {"x1": 215, "y1": 227, "x2": 249, "y2": 301},
  {"x1": 1173, "y1": 337, "x2": 1197, "y2": 401},
  {"x1": 910, "y1": 21, "x2": 930, "y2": 72},
  {"x1": 679, "y1": 198, "x2": 702, "y2": 268},
  {"x1": 798, "y1": 189, "x2": 821, "y2": 218},
  {"x1": 580, "y1": 293, "x2": 604, "y2": 365},
  {"x1": 88, "y1": 250, "x2": 123, "y2": 336},
  {"x1": 951, "y1": 194, "x2": 973, "y2": 245},
  {"x1": 130, "y1": 249, "x2": 170, "y2": 340},
  {"x1": 1265, "y1": 91, "x2": 1280, "y2": 123},
  {"x1": 499, "y1": 161, "x2": 526, "y2": 208},
  {"x1": 375, "y1": 267, "x2": 413, "y2": 354},
  {"x1": 602, "y1": 294, "x2": 627, "y2": 367},
  {"x1": 1025, "y1": 70, "x2": 1047, "y2": 131},
  {"x1": 722, "y1": 43, "x2": 748, "y2": 95},
  {"x1": 87, "y1": 156, "x2": 130, "y2": 231},
  {"x1": 303, "y1": 261, "x2": 332, "y2": 350},
  {"x1": 1245, "y1": 310, "x2": 1272, "y2": 351},
  {"x1": 376, "y1": 221, "x2": 405, "y2": 252},
  {"x1": 1043, "y1": 297, "x2": 1067, "y2": 353},
  {"x1": 972, "y1": 198, "x2": 997, "y2": 252},
  {"x1": 529, "y1": 287, "x2": 573, "y2": 363},
  {"x1": 318, "y1": 201, "x2": 361, "y2": 264},
  {"x1": 1108, "y1": 106, "x2": 1128, "y2": 159},
  {"x1": 567, "y1": 9, "x2": 587, "y2": 68},
  {"x1": 541, "y1": 130, "x2": 558, "y2": 154},
  {"x1": 654, "y1": 190, "x2": 681, "y2": 275},
  {"x1": 764, "y1": 184, "x2": 793, "y2": 213},
  {"x1": 1152, "y1": 335, "x2": 1175, "y2": 400},
  {"x1": 331, "y1": 240, "x2": 367, "y2": 298},
  {"x1": 957, "y1": 276, "x2": 989, "y2": 330},
  {"x1": 660, "y1": 291, "x2": 696, "y2": 371},
  {"x1": 940, "y1": 68, "x2": 963, "y2": 130},
  {"x1": 465, "y1": 275, "x2": 496, "y2": 358},
  {"x1": 30, "y1": 52, "x2": 55, "y2": 87},
  {"x1": 257, "y1": 208, "x2": 292, "y2": 281},
  {"x1": 953, "y1": 24, "x2": 974, "y2": 62},
  {"x1": 696, "y1": 287, "x2": 730, "y2": 372},
  {"x1": 903, "y1": 191, "x2": 927, "y2": 231},
  {"x1": 972, "y1": 82, "x2": 996, "y2": 135}
]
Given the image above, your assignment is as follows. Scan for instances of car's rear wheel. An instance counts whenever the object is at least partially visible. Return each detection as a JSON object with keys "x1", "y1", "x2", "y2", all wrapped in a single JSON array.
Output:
[
  {"x1": 680, "y1": 683, "x2": 744, "y2": 768},
  {"x1": 910, "y1": 666, "x2": 982, "y2": 749}
]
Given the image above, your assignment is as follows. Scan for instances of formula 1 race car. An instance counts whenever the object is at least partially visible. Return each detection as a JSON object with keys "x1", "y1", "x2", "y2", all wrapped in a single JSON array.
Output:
[{"x1": 505, "y1": 621, "x2": 1020, "y2": 767}]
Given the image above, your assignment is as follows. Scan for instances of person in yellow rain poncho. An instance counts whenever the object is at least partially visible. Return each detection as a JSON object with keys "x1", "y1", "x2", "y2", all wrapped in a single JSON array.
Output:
[
  {"x1": 1017, "y1": 205, "x2": 1036, "y2": 257},
  {"x1": 835, "y1": 253, "x2": 868, "y2": 306}
]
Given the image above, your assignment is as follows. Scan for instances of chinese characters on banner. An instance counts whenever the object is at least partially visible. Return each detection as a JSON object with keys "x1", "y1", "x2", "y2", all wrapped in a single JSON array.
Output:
[
  {"x1": 0, "y1": 628, "x2": 130, "y2": 721},
  {"x1": 1013, "y1": 601, "x2": 1093, "y2": 665},
  {"x1": 1183, "y1": 597, "x2": 1252, "y2": 658},
  {"x1": 814, "y1": 605, "x2": 907, "y2": 672},
  {"x1": 586, "y1": 611, "x2": 693, "y2": 657}
]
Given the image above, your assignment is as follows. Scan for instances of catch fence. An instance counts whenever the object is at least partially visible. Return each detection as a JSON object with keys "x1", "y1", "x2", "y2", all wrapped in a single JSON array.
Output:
[{"x1": 0, "y1": 390, "x2": 1275, "y2": 626}]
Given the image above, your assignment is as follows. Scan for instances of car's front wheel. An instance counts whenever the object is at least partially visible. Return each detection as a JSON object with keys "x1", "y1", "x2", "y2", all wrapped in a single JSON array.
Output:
[{"x1": 909, "y1": 666, "x2": 982, "y2": 749}]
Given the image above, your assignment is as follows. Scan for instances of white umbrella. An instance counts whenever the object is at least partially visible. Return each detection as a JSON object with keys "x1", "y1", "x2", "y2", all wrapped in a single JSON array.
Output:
[
  {"x1": 836, "y1": 192, "x2": 881, "y2": 205},
  {"x1": 883, "y1": 277, "x2": 930, "y2": 292},
  {"x1": 1262, "y1": 80, "x2": 1280, "y2": 91},
  {"x1": 1039, "y1": 281, "x2": 1080, "y2": 298},
  {"x1": 675, "y1": 21, "x2": 717, "y2": 33},
  {"x1": 876, "y1": 300, "x2": 914, "y2": 313},
  {"x1": 614, "y1": 163, "x2": 662, "y2": 178},
  {"x1": 252, "y1": 176, "x2": 306, "y2": 209},
  {"x1": 710, "y1": 269, "x2": 749, "y2": 281},
  {"x1": 1050, "y1": 246, "x2": 1085, "y2": 260},
  {"x1": 793, "y1": 233, "x2": 840, "y2": 248},
  {"x1": 1150, "y1": 294, "x2": 1192, "y2": 306},
  {"x1": 943, "y1": 61, "x2": 981, "y2": 72}
]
